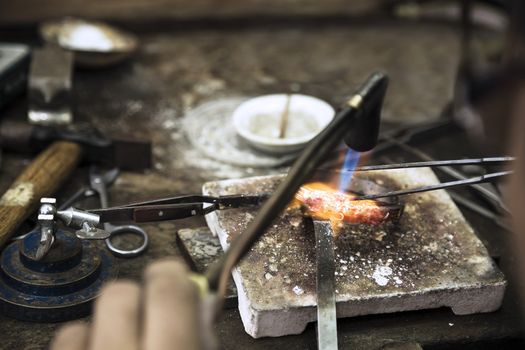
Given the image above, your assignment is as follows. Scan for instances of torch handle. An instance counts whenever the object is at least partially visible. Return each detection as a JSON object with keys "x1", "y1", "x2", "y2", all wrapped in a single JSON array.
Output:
[{"x1": 0, "y1": 141, "x2": 82, "y2": 248}]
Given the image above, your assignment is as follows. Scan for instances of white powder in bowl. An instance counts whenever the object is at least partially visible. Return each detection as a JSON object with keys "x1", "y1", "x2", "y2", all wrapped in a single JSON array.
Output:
[{"x1": 248, "y1": 111, "x2": 320, "y2": 139}]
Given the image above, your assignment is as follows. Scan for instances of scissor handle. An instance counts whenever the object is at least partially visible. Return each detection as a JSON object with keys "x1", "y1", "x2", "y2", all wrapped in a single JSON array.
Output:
[{"x1": 105, "y1": 224, "x2": 149, "y2": 258}]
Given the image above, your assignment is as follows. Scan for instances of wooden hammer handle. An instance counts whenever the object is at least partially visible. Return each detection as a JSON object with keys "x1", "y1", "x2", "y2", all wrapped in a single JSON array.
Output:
[{"x1": 0, "y1": 141, "x2": 82, "y2": 247}]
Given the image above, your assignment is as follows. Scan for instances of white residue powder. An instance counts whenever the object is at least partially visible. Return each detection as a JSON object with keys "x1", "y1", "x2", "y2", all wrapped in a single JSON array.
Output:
[{"x1": 372, "y1": 266, "x2": 393, "y2": 286}]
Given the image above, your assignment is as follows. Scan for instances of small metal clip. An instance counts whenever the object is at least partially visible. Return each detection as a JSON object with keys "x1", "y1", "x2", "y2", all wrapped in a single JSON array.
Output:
[
  {"x1": 75, "y1": 222, "x2": 110, "y2": 240},
  {"x1": 57, "y1": 207, "x2": 100, "y2": 228}
]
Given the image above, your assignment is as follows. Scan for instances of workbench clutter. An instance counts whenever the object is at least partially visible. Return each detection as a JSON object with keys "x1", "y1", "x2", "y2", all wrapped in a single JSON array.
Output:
[
  {"x1": 0, "y1": 167, "x2": 147, "y2": 321},
  {"x1": 0, "y1": 136, "x2": 151, "y2": 320},
  {"x1": 0, "y1": 65, "x2": 511, "y2": 342},
  {"x1": 0, "y1": 198, "x2": 118, "y2": 321},
  {"x1": 0, "y1": 20, "x2": 150, "y2": 321},
  {"x1": 0, "y1": 8, "x2": 518, "y2": 348}
]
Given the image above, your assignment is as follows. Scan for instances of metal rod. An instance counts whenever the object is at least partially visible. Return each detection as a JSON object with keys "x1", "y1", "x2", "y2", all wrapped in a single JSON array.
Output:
[
  {"x1": 314, "y1": 220, "x2": 338, "y2": 350},
  {"x1": 355, "y1": 171, "x2": 512, "y2": 201},
  {"x1": 319, "y1": 156, "x2": 514, "y2": 173},
  {"x1": 279, "y1": 94, "x2": 291, "y2": 138}
]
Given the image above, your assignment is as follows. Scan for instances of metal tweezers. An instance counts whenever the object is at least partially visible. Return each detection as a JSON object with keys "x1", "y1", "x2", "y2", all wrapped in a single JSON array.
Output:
[
  {"x1": 88, "y1": 156, "x2": 513, "y2": 221},
  {"x1": 343, "y1": 156, "x2": 514, "y2": 201},
  {"x1": 89, "y1": 194, "x2": 269, "y2": 223}
]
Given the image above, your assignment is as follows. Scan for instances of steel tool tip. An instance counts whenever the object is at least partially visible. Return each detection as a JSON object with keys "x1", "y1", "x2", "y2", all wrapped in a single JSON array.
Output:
[{"x1": 34, "y1": 235, "x2": 54, "y2": 260}]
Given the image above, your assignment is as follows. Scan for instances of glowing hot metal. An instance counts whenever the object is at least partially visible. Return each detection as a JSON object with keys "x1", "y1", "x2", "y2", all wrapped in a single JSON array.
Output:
[{"x1": 292, "y1": 182, "x2": 401, "y2": 227}]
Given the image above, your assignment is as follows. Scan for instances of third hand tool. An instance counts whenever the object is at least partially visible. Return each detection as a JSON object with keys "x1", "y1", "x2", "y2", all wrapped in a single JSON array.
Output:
[
  {"x1": 34, "y1": 166, "x2": 150, "y2": 260},
  {"x1": 59, "y1": 193, "x2": 269, "y2": 224},
  {"x1": 0, "y1": 198, "x2": 118, "y2": 322}
]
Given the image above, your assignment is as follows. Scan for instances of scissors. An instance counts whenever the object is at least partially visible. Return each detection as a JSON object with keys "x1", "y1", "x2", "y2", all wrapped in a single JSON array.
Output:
[{"x1": 88, "y1": 166, "x2": 149, "y2": 258}]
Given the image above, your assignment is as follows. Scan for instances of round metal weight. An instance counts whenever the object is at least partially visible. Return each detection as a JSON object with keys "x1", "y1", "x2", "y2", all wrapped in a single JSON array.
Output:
[{"x1": 0, "y1": 229, "x2": 118, "y2": 321}]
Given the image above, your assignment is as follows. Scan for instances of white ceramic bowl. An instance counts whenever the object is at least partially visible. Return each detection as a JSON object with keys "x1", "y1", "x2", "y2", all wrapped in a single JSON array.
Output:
[{"x1": 232, "y1": 94, "x2": 335, "y2": 155}]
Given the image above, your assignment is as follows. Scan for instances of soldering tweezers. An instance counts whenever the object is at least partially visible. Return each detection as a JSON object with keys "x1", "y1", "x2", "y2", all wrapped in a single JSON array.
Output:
[
  {"x1": 88, "y1": 194, "x2": 269, "y2": 223},
  {"x1": 346, "y1": 156, "x2": 514, "y2": 201}
]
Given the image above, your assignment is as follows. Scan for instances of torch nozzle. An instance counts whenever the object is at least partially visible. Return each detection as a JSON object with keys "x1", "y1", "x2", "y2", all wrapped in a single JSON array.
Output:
[{"x1": 343, "y1": 72, "x2": 389, "y2": 152}]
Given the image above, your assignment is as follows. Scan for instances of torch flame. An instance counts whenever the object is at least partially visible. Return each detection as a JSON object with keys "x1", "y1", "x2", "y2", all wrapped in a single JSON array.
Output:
[{"x1": 339, "y1": 148, "x2": 360, "y2": 192}]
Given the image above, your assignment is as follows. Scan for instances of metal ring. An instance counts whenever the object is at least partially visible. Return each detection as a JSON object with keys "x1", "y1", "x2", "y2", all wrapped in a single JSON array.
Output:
[{"x1": 105, "y1": 225, "x2": 149, "y2": 258}]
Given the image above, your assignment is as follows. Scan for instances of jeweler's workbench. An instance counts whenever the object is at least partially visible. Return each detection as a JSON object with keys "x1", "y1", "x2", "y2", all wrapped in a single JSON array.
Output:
[{"x1": 0, "y1": 18, "x2": 522, "y2": 349}]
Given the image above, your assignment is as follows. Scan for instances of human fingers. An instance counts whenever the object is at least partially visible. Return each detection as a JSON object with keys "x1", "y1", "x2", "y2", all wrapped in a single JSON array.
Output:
[
  {"x1": 50, "y1": 322, "x2": 89, "y2": 350},
  {"x1": 142, "y1": 259, "x2": 201, "y2": 350},
  {"x1": 88, "y1": 281, "x2": 141, "y2": 350}
]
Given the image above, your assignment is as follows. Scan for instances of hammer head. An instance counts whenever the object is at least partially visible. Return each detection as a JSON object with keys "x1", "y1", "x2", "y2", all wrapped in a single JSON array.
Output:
[
  {"x1": 110, "y1": 138, "x2": 152, "y2": 171},
  {"x1": 0, "y1": 121, "x2": 152, "y2": 171}
]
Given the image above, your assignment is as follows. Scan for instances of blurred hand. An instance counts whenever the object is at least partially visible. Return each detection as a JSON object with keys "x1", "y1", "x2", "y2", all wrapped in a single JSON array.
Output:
[{"x1": 50, "y1": 259, "x2": 201, "y2": 350}]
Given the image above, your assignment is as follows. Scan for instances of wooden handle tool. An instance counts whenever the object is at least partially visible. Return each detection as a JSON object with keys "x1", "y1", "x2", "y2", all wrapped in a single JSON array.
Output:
[{"x1": 0, "y1": 141, "x2": 82, "y2": 247}]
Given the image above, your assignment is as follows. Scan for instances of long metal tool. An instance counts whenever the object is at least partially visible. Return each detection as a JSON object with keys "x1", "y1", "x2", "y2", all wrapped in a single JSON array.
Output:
[
  {"x1": 88, "y1": 194, "x2": 268, "y2": 223},
  {"x1": 355, "y1": 171, "x2": 512, "y2": 201},
  {"x1": 321, "y1": 156, "x2": 514, "y2": 173},
  {"x1": 348, "y1": 118, "x2": 511, "y2": 215},
  {"x1": 313, "y1": 220, "x2": 338, "y2": 350}
]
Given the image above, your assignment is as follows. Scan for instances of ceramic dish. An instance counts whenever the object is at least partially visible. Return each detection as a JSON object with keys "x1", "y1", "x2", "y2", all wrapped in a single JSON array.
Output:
[
  {"x1": 232, "y1": 94, "x2": 334, "y2": 154},
  {"x1": 40, "y1": 18, "x2": 138, "y2": 68}
]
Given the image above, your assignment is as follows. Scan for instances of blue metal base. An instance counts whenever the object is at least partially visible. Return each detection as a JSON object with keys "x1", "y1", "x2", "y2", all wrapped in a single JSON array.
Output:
[{"x1": 0, "y1": 229, "x2": 118, "y2": 322}]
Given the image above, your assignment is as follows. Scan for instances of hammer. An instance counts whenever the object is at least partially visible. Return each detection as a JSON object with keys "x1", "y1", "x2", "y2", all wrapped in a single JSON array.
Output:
[{"x1": 0, "y1": 120, "x2": 151, "y2": 248}]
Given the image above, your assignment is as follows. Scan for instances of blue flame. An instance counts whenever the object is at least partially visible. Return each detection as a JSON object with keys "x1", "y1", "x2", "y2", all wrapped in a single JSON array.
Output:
[{"x1": 339, "y1": 148, "x2": 360, "y2": 192}]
